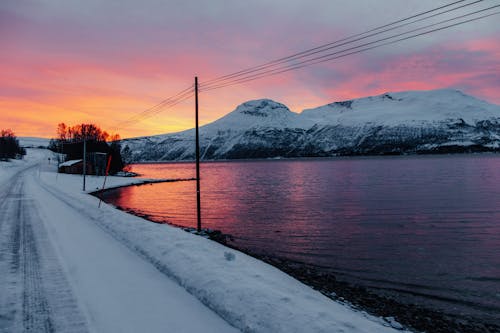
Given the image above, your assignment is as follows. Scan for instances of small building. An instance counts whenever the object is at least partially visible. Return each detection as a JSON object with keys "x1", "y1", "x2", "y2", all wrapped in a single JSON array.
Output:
[
  {"x1": 58, "y1": 159, "x2": 93, "y2": 175},
  {"x1": 58, "y1": 152, "x2": 108, "y2": 175}
]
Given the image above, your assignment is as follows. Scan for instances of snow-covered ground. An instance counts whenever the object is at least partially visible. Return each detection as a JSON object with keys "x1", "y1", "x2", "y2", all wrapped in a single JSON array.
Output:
[
  {"x1": 0, "y1": 147, "x2": 49, "y2": 185},
  {"x1": 1, "y1": 149, "x2": 406, "y2": 332}
]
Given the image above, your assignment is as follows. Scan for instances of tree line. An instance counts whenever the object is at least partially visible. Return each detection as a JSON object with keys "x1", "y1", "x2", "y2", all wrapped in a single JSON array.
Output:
[
  {"x1": 0, "y1": 129, "x2": 26, "y2": 160},
  {"x1": 49, "y1": 123, "x2": 125, "y2": 174}
]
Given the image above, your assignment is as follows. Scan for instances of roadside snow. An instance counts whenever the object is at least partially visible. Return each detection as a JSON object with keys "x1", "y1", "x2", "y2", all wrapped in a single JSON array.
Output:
[
  {"x1": 2, "y1": 150, "x2": 238, "y2": 333},
  {"x1": 29, "y1": 149, "x2": 405, "y2": 333},
  {"x1": 30, "y1": 173, "x2": 239, "y2": 333},
  {"x1": 0, "y1": 148, "x2": 50, "y2": 186}
]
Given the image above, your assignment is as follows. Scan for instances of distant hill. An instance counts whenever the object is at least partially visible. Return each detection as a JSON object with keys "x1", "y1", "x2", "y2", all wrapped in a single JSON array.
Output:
[
  {"x1": 19, "y1": 137, "x2": 50, "y2": 148},
  {"x1": 121, "y1": 89, "x2": 500, "y2": 162}
]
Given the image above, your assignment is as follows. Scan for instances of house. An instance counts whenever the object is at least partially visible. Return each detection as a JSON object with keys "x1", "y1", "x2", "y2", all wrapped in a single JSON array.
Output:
[
  {"x1": 58, "y1": 159, "x2": 93, "y2": 175},
  {"x1": 58, "y1": 152, "x2": 108, "y2": 175}
]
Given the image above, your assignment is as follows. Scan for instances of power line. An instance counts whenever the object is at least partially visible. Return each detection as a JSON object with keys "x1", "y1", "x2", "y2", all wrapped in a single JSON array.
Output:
[
  {"x1": 200, "y1": 1, "x2": 497, "y2": 91},
  {"x1": 113, "y1": 85, "x2": 194, "y2": 130},
  {"x1": 200, "y1": 4, "x2": 500, "y2": 92},
  {"x1": 120, "y1": 0, "x2": 498, "y2": 128},
  {"x1": 115, "y1": 85, "x2": 193, "y2": 127},
  {"x1": 200, "y1": 0, "x2": 483, "y2": 89},
  {"x1": 121, "y1": 89, "x2": 195, "y2": 125}
]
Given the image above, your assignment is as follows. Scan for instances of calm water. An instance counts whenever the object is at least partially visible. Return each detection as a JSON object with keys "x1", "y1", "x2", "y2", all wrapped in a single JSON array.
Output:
[{"x1": 102, "y1": 155, "x2": 500, "y2": 324}]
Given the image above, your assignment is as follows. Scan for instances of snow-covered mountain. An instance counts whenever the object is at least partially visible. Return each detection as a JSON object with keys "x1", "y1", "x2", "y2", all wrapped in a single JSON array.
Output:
[{"x1": 121, "y1": 89, "x2": 500, "y2": 162}]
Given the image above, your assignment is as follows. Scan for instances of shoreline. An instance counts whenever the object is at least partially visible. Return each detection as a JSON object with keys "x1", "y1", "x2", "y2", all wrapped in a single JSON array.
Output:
[
  {"x1": 88, "y1": 177, "x2": 195, "y2": 195},
  {"x1": 126, "y1": 151, "x2": 500, "y2": 165},
  {"x1": 90, "y1": 168, "x2": 500, "y2": 333},
  {"x1": 101, "y1": 197, "x2": 500, "y2": 333},
  {"x1": 210, "y1": 232, "x2": 500, "y2": 333},
  {"x1": 250, "y1": 254, "x2": 500, "y2": 333},
  {"x1": 38, "y1": 167, "x2": 406, "y2": 332}
]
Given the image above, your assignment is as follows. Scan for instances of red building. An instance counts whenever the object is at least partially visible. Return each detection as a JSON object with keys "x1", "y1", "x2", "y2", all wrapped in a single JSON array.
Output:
[{"x1": 58, "y1": 159, "x2": 93, "y2": 175}]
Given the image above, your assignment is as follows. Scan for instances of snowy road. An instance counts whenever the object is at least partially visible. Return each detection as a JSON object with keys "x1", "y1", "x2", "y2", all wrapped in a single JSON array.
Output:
[
  {"x1": 0, "y1": 163, "x2": 239, "y2": 332},
  {"x1": 0, "y1": 165, "x2": 88, "y2": 332}
]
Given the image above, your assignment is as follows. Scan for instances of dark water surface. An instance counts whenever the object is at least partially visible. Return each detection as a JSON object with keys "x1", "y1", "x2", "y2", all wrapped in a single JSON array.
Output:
[{"x1": 102, "y1": 155, "x2": 500, "y2": 324}]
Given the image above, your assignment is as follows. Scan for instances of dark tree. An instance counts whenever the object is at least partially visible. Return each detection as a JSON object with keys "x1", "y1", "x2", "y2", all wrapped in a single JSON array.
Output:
[
  {"x1": 108, "y1": 134, "x2": 125, "y2": 174},
  {"x1": 49, "y1": 123, "x2": 125, "y2": 174},
  {"x1": 0, "y1": 129, "x2": 26, "y2": 160}
]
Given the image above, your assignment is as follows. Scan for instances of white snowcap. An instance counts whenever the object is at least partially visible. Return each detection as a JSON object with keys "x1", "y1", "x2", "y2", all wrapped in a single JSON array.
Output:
[
  {"x1": 205, "y1": 99, "x2": 313, "y2": 131},
  {"x1": 234, "y1": 99, "x2": 290, "y2": 117},
  {"x1": 301, "y1": 89, "x2": 500, "y2": 126}
]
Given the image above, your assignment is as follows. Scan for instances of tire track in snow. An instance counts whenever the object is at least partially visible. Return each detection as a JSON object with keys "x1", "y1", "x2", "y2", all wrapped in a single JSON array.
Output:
[
  {"x1": 0, "y1": 174, "x2": 27, "y2": 331},
  {"x1": 0, "y1": 168, "x2": 88, "y2": 333},
  {"x1": 19, "y1": 183, "x2": 54, "y2": 332},
  {"x1": 36, "y1": 172, "x2": 244, "y2": 329}
]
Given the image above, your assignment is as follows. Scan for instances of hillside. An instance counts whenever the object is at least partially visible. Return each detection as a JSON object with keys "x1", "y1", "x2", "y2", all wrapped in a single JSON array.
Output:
[{"x1": 121, "y1": 89, "x2": 500, "y2": 162}]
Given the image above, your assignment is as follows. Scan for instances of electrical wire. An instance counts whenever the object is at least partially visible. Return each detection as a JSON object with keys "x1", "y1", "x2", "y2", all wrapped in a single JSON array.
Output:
[
  {"x1": 200, "y1": 0, "x2": 483, "y2": 88},
  {"x1": 118, "y1": 0, "x2": 498, "y2": 128},
  {"x1": 200, "y1": 4, "x2": 500, "y2": 92},
  {"x1": 121, "y1": 89, "x2": 194, "y2": 124},
  {"x1": 113, "y1": 85, "x2": 194, "y2": 130}
]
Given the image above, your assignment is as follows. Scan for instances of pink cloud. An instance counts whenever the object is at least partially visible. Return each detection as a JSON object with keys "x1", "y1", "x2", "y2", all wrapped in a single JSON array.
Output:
[{"x1": 1, "y1": 2, "x2": 499, "y2": 138}]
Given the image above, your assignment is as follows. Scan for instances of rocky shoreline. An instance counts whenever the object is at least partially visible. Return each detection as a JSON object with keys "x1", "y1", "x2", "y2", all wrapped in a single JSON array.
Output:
[
  {"x1": 101, "y1": 199, "x2": 500, "y2": 333},
  {"x1": 202, "y1": 231, "x2": 500, "y2": 333},
  {"x1": 252, "y1": 255, "x2": 500, "y2": 333}
]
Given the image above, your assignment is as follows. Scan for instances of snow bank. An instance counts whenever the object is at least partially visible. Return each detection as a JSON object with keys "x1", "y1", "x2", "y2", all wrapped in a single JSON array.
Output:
[
  {"x1": 42, "y1": 169, "x2": 177, "y2": 194},
  {"x1": 37, "y1": 166, "x2": 404, "y2": 332}
]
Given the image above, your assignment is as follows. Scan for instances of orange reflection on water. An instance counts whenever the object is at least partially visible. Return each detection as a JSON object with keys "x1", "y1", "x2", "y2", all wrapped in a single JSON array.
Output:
[{"x1": 102, "y1": 156, "x2": 500, "y2": 324}]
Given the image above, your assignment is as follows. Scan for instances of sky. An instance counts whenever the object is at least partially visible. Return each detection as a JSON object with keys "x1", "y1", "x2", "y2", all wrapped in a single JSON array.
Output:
[{"x1": 1, "y1": 0, "x2": 499, "y2": 139}]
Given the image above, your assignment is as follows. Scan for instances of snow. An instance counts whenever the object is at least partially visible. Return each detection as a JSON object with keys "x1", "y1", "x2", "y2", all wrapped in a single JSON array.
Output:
[
  {"x1": 206, "y1": 99, "x2": 314, "y2": 131},
  {"x1": 18, "y1": 136, "x2": 50, "y2": 148},
  {"x1": 58, "y1": 159, "x2": 82, "y2": 167},
  {"x1": 0, "y1": 148, "x2": 50, "y2": 186},
  {"x1": 120, "y1": 89, "x2": 500, "y2": 161},
  {"x1": 1, "y1": 149, "x2": 406, "y2": 332},
  {"x1": 301, "y1": 89, "x2": 500, "y2": 126},
  {"x1": 31, "y1": 179, "x2": 238, "y2": 333},
  {"x1": 200, "y1": 89, "x2": 500, "y2": 133}
]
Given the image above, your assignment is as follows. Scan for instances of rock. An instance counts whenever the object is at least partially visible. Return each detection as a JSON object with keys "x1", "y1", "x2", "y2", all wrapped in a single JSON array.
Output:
[{"x1": 224, "y1": 252, "x2": 235, "y2": 261}]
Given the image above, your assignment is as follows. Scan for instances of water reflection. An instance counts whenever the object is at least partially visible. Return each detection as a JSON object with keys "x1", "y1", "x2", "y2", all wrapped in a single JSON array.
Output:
[{"x1": 103, "y1": 155, "x2": 500, "y2": 324}]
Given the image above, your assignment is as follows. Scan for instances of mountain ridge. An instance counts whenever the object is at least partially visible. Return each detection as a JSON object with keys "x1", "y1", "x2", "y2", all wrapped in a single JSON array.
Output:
[{"x1": 120, "y1": 89, "x2": 500, "y2": 162}]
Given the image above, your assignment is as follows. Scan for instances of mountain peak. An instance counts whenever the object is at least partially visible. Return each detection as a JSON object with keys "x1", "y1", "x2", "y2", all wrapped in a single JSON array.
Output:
[
  {"x1": 121, "y1": 88, "x2": 500, "y2": 162},
  {"x1": 235, "y1": 99, "x2": 291, "y2": 117},
  {"x1": 301, "y1": 89, "x2": 499, "y2": 126},
  {"x1": 206, "y1": 98, "x2": 309, "y2": 131}
]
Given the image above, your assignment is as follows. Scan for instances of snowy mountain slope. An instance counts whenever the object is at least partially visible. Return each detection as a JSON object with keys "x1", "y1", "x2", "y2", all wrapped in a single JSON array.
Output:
[
  {"x1": 207, "y1": 99, "x2": 313, "y2": 131},
  {"x1": 301, "y1": 89, "x2": 500, "y2": 126},
  {"x1": 121, "y1": 99, "x2": 314, "y2": 161},
  {"x1": 121, "y1": 89, "x2": 500, "y2": 162}
]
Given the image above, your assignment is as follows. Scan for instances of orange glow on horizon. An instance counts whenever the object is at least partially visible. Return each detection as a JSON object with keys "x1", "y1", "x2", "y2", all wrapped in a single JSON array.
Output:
[{"x1": 1, "y1": 32, "x2": 499, "y2": 139}]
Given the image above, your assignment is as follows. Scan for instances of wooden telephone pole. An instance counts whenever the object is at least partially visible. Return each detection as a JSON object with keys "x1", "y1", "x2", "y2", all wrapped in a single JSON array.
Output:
[
  {"x1": 83, "y1": 139, "x2": 87, "y2": 191},
  {"x1": 195, "y1": 77, "x2": 202, "y2": 232}
]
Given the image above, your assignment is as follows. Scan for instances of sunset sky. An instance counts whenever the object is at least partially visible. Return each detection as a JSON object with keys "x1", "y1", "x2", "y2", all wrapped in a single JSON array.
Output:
[{"x1": 1, "y1": 0, "x2": 499, "y2": 139}]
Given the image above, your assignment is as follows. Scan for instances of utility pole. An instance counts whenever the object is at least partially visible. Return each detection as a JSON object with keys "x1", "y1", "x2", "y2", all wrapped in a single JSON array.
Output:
[
  {"x1": 195, "y1": 76, "x2": 202, "y2": 232},
  {"x1": 83, "y1": 139, "x2": 87, "y2": 191}
]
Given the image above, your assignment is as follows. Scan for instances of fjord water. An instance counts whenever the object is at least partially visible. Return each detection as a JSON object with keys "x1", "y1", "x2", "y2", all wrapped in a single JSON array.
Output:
[{"x1": 102, "y1": 155, "x2": 500, "y2": 323}]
